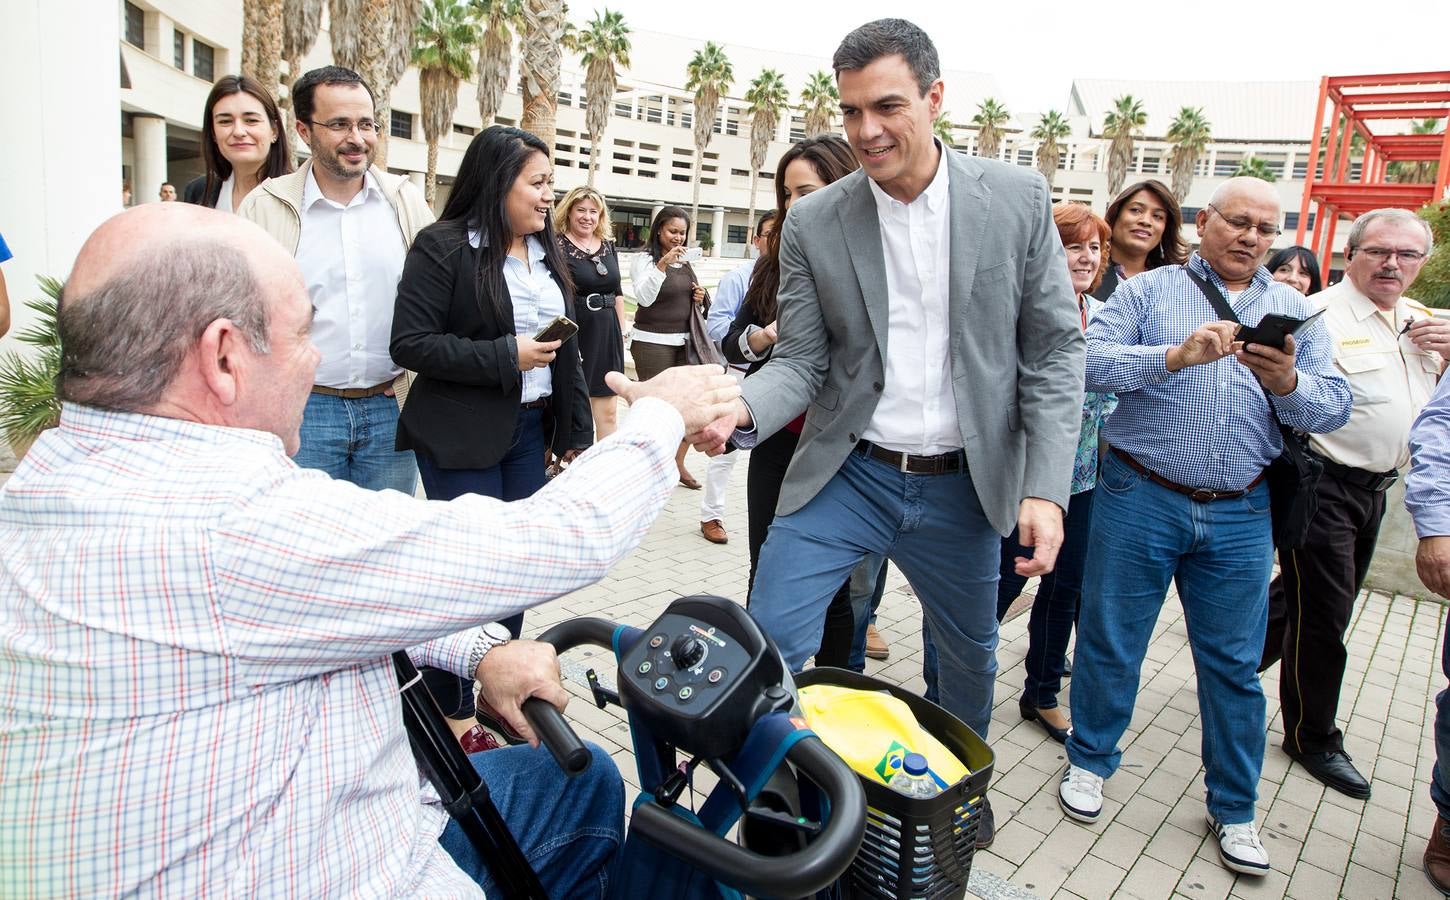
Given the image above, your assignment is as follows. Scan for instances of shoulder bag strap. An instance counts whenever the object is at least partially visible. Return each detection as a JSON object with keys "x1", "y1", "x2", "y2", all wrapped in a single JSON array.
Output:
[{"x1": 1181, "y1": 265, "x2": 1292, "y2": 433}]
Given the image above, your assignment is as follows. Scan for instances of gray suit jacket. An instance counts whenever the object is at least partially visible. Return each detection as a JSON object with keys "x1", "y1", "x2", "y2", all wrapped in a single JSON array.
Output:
[{"x1": 740, "y1": 150, "x2": 1085, "y2": 535}]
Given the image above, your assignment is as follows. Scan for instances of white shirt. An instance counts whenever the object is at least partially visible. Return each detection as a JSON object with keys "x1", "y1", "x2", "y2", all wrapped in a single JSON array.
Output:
[
  {"x1": 498, "y1": 234, "x2": 567, "y2": 403},
  {"x1": 861, "y1": 145, "x2": 960, "y2": 454},
  {"x1": 214, "y1": 172, "x2": 236, "y2": 214},
  {"x1": 1309, "y1": 279, "x2": 1442, "y2": 471},
  {"x1": 296, "y1": 170, "x2": 408, "y2": 388}
]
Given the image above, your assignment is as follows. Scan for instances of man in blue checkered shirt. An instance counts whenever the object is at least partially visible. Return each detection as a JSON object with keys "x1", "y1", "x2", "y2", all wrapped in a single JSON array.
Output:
[{"x1": 1055, "y1": 178, "x2": 1351, "y2": 877}]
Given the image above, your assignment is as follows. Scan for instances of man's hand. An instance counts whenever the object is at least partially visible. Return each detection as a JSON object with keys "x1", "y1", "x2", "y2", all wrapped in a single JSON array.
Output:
[
  {"x1": 688, "y1": 399, "x2": 753, "y2": 456},
  {"x1": 1013, "y1": 498, "x2": 1064, "y2": 577},
  {"x1": 473, "y1": 640, "x2": 569, "y2": 748},
  {"x1": 1166, "y1": 321, "x2": 1240, "y2": 372},
  {"x1": 604, "y1": 365, "x2": 741, "y2": 433},
  {"x1": 1237, "y1": 334, "x2": 1298, "y2": 396},
  {"x1": 1408, "y1": 317, "x2": 1450, "y2": 357},
  {"x1": 1417, "y1": 536, "x2": 1450, "y2": 597}
]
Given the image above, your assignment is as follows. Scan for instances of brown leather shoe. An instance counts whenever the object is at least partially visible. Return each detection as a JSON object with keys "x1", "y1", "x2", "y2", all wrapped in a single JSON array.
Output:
[
  {"x1": 865, "y1": 623, "x2": 890, "y2": 660},
  {"x1": 1426, "y1": 815, "x2": 1450, "y2": 894},
  {"x1": 701, "y1": 519, "x2": 728, "y2": 544}
]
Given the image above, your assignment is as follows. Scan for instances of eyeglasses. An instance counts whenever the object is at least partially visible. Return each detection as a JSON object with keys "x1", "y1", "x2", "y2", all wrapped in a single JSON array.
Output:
[
  {"x1": 308, "y1": 118, "x2": 380, "y2": 135},
  {"x1": 1357, "y1": 247, "x2": 1428, "y2": 264},
  {"x1": 1207, "y1": 204, "x2": 1282, "y2": 240}
]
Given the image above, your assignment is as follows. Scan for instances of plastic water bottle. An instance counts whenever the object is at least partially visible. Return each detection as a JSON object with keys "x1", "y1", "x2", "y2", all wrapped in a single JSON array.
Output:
[{"x1": 892, "y1": 752, "x2": 940, "y2": 799}]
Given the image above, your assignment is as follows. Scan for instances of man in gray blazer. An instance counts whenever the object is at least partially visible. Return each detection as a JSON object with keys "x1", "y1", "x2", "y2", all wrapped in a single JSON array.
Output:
[{"x1": 700, "y1": 19, "x2": 1084, "y2": 846}]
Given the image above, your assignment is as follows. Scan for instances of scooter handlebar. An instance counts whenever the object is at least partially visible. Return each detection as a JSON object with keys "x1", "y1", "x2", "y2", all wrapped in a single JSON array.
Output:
[{"x1": 521, "y1": 697, "x2": 592, "y2": 776}]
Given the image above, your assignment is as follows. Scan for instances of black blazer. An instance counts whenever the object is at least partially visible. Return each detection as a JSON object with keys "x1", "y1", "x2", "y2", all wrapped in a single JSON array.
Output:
[
  {"x1": 182, "y1": 174, "x2": 220, "y2": 207},
  {"x1": 723, "y1": 298, "x2": 771, "y2": 375},
  {"x1": 390, "y1": 219, "x2": 592, "y2": 469}
]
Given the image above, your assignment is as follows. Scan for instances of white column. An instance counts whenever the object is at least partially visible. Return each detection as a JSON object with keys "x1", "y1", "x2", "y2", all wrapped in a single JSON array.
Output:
[
  {"x1": 133, "y1": 115, "x2": 168, "y2": 205},
  {"x1": 710, "y1": 207, "x2": 726, "y2": 258},
  {"x1": 0, "y1": 0, "x2": 121, "y2": 351}
]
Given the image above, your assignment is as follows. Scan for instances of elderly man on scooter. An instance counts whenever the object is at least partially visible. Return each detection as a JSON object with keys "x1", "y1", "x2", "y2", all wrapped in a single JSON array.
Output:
[{"x1": 0, "y1": 204, "x2": 742, "y2": 897}]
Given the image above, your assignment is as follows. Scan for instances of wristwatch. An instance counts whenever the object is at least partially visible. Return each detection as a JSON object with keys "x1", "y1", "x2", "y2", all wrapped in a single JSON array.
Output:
[{"x1": 467, "y1": 621, "x2": 512, "y2": 677}]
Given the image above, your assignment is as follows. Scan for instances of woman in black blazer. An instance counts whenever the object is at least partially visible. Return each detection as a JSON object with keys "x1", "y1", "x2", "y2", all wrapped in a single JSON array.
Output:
[{"x1": 391, "y1": 126, "x2": 592, "y2": 650}]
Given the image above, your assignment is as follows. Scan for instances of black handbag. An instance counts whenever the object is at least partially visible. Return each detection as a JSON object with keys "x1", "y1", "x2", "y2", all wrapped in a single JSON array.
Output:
[{"x1": 1183, "y1": 267, "x2": 1322, "y2": 549}]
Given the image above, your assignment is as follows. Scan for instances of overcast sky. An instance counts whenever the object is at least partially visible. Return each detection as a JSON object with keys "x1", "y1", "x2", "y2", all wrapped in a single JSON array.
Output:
[{"x1": 585, "y1": 0, "x2": 1450, "y2": 114}]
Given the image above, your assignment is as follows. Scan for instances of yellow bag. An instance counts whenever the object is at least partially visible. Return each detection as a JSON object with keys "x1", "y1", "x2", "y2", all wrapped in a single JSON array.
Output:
[{"x1": 797, "y1": 684, "x2": 969, "y2": 790}]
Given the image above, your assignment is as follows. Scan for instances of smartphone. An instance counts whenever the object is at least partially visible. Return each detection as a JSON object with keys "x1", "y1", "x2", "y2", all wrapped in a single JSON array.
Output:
[
  {"x1": 533, "y1": 314, "x2": 579, "y2": 343},
  {"x1": 682, "y1": 246, "x2": 704, "y2": 263},
  {"x1": 1236, "y1": 308, "x2": 1326, "y2": 350}
]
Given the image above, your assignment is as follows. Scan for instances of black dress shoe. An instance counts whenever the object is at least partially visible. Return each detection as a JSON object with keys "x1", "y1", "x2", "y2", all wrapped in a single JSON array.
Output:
[
  {"x1": 974, "y1": 797, "x2": 995, "y2": 849},
  {"x1": 1062, "y1": 657, "x2": 1073, "y2": 678},
  {"x1": 1287, "y1": 748, "x2": 1371, "y2": 800},
  {"x1": 1020, "y1": 699, "x2": 1071, "y2": 744}
]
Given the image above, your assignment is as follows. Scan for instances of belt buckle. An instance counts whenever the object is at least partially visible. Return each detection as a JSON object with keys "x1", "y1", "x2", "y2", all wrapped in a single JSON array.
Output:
[
  {"x1": 898, "y1": 451, "x2": 910, "y2": 474},
  {"x1": 585, "y1": 293, "x2": 607, "y2": 311},
  {"x1": 1189, "y1": 487, "x2": 1217, "y2": 503}
]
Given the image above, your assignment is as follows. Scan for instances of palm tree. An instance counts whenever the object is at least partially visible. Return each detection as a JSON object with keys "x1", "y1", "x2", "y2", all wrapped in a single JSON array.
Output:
[
  {"x1": 1165, "y1": 106, "x2": 1211, "y2": 202},
  {"x1": 932, "y1": 112, "x2": 955, "y2": 148},
  {"x1": 1102, "y1": 94, "x2": 1147, "y2": 196},
  {"x1": 242, "y1": 0, "x2": 284, "y2": 95},
  {"x1": 517, "y1": 0, "x2": 566, "y2": 152},
  {"x1": 470, "y1": 0, "x2": 523, "y2": 126},
  {"x1": 413, "y1": 0, "x2": 479, "y2": 205},
  {"x1": 1389, "y1": 119, "x2": 1444, "y2": 184},
  {"x1": 685, "y1": 41, "x2": 734, "y2": 245},
  {"x1": 329, "y1": 0, "x2": 424, "y2": 168},
  {"x1": 744, "y1": 68, "x2": 788, "y2": 233},
  {"x1": 800, "y1": 70, "x2": 837, "y2": 138},
  {"x1": 971, "y1": 98, "x2": 1009, "y2": 160},
  {"x1": 1030, "y1": 110, "x2": 1070, "y2": 189},
  {"x1": 280, "y1": 0, "x2": 325, "y2": 160},
  {"x1": 573, "y1": 9, "x2": 631, "y2": 188},
  {"x1": 1233, "y1": 155, "x2": 1277, "y2": 182}
]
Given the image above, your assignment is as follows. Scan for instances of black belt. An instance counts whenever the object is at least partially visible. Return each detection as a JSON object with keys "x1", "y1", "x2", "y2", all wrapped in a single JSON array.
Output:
[
  {"x1": 1112, "y1": 448, "x2": 1264, "y2": 502},
  {"x1": 521, "y1": 398, "x2": 549, "y2": 410},
  {"x1": 583, "y1": 293, "x2": 616, "y2": 311},
  {"x1": 855, "y1": 440, "x2": 964, "y2": 475},
  {"x1": 1315, "y1": 454, "x2": 1398, "y2": 492}
]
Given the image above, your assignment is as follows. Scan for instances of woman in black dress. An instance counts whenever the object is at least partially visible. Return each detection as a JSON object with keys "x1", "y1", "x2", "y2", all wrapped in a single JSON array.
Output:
[{"x1": 555, "y1": 186, "x2": 626, "y2": 439}]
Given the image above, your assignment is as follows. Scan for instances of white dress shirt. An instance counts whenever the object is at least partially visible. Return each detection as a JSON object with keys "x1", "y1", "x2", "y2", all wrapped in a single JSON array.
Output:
[
  {"x1": 296, "y1": 169, "x2": 408, "y2": 388},
  {"x1": 214, "y1": 172, "x2": 236, "y2": 214},
  {"x1": 861, "y1": 146, "x2": 960, "y2": 454},
  {"x1": 500, "y1": 234, "x2": 567, "y2": 403}
]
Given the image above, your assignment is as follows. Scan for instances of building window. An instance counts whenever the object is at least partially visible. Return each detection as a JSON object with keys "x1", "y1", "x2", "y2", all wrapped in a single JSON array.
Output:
[
  {"x1": 695, "y1": 222, "x2": 711, "y2": 243},
  {"x1": 193, "y1": 40, "x2": 215, "y2": 81},
  {"x1": 1283, "y1": 212, "x2": 1317, "y2": 231},
  {"x1": 173, "y1": 31, "x2": 185, "y2": 69},
  {"x1": 453, "y1": 123, "x2": 476, "y2": 136},
  {"x1": 727, "y1": 225, "x2": 749, "y2": 244},
  {"x1": 124, "y1": 2, "x2": 145, "y2": 48},
  {"x1": 1015, "y1": 148, "x2": 1033, "y2": 167},
  {"x1": 391, "y1": 109, "x2": 414, "y2": 140}
]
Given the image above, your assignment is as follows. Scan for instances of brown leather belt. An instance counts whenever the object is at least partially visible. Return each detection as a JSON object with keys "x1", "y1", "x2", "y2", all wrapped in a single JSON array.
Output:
[
  {"x1": 856, "y1": 440, "x2": 964, "y2": 475},
  {"x1": 1112, "y1": 448, "x2": 1264, "y2": 502},
  {"x1": 312, "y1": 381, "x2": 393, "y2": 399},
  {"x1": 520, "y1": 398, "x2": 549, "y2": 409}
]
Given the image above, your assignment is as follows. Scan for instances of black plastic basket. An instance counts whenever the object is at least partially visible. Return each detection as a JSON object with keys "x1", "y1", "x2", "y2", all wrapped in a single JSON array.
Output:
[{"x1": 795, "y1": 668, "x2": 994, "y2": 900}]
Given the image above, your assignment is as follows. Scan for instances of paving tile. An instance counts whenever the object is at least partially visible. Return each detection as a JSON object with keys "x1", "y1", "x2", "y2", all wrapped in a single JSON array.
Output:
[
  {"x1": 1145, "y1": 823, "x2": 1209, "y2": 871},
  {"x1": 1089, "y1": 820, "x2": 1153, "y2": 872},
  {"x1": 1173, "y1": 853, "x2": 1237, "y2": 900},
  {"x1": 1284, "y1": 860, "x2": 1343, "y2": 899},
  {"x1": 1340, "y1": 860, "x2": 1396, "y2": 898},
  {"x1": 1060, "y1": 852, "x2": 1128, "y2": 900},
  {"x1": 1117, "y1": 854, "x2": 1187, "y2": 900}
]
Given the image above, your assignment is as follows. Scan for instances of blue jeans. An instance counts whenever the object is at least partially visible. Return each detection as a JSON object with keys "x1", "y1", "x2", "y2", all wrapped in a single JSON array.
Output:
[
  {"x1": 1066, "y1": 451, "x2": 1273, "y2": 825},
  {"x1": 438, "y1": 743, "x2": 623, "y2": 899},
  {"x1": 996, "y1": 488, "x2": 1095, "y2": 710},
  {"x1": 750, "y1": 449, "x2": 1001, "y2": 738},
  {"x1": 1432, "y1": 615, "x2": 1450, "y2": 821},
  {"x1": 295, "y1": 392, "x2": 417, "y2": 494},
  {"x1": 847, "y1": 553, "x2": 889, "y2": 672}
]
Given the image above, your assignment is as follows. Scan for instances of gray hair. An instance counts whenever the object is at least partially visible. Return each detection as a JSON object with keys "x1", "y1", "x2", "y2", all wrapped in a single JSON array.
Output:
[
  {"x1": 1346, "y1": 208, "x2": 1434, "y2": 254},
  {"x1": 832, "y1": 19, "x2": 940, "y2": 96},
  {"x1": 58, "y1": 240, "x2": 271, "y2": 412}
]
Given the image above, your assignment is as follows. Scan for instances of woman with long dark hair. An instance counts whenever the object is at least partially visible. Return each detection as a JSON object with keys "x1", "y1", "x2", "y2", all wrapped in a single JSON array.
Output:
[
  {"x1": 1266, "y1": 244, "x2": 1323, "y2": 296},
  {"x1": 183, "y1": 74, "x2": 292, "y2": 211},
  {"x1": 723, "y1": 134, "x2": 861, "y2": 667},
  {"x1": 630, "y1": 206, "x2": 709, "y2": 488},
  {"x1": 391, "y1": 126, "x2": 591, "y2": 720},
  {"x1": 1092, "y1": 178, "x2": 1189, "y2": 300}
]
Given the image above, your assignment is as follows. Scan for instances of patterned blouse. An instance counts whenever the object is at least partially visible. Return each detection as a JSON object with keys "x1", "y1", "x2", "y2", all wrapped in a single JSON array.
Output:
[{"x1": 1073, "y1": 293, "x2": 1117, "y2": 494}]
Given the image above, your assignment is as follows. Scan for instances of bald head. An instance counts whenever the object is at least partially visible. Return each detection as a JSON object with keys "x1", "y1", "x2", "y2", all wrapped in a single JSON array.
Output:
[
  {"x1": 1208, "y1": 177, "x2": 1281, "y2": 216},
  {"x1": 1196, "y1": 177, "x2": 1284, "y2": 289},
  {"x1": 60, "y1": 204, "x2": 304, "y2": 413}
]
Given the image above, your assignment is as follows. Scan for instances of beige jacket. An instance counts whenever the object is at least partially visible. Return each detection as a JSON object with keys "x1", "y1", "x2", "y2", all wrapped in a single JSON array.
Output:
[{"x1": 237, "y1": 160, "x2": 435, "y2": 407}]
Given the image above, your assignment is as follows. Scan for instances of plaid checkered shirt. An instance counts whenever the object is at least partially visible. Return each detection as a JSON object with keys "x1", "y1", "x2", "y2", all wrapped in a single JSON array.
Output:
[{"x1": 0, "y1": 398, "x2": 682, "y2": 897}]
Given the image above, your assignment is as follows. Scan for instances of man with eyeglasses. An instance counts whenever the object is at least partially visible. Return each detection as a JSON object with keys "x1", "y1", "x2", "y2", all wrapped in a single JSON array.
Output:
[
  {"x1": 1258, "y1": 207, "x2": 1444, "y2": 801},
  {"x1": 1058, "y1": 177, "x2": 1351, "y2": 876},
  {"x1": 239, "y1": 65, "x2": 433, "y2": 495}
]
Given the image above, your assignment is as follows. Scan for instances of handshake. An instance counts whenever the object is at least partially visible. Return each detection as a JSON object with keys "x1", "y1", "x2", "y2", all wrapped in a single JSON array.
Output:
[{"x1": 604, "y1": 366, "x2": 744, "y2": 455}]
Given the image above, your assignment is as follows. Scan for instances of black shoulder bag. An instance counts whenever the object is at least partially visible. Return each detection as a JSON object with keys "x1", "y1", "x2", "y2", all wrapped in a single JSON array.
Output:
[{"x1": 1183, "y1": 267, "x2": 1322, "y2": 549}]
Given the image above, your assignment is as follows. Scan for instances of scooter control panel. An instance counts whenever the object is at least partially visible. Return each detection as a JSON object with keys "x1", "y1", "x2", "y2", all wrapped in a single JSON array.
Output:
[{"x1": 618, "y1": 595, "x2": 787, "y2": 759}]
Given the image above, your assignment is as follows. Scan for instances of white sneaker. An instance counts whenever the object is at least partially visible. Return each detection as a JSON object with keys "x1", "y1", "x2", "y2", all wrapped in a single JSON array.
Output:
[
  {"x1": 1207, "y1": 814, "x2": 1270, "y2": 875},
  {"x1": 1058, "y1": 765, "x2": 1104, "y2": 822}
]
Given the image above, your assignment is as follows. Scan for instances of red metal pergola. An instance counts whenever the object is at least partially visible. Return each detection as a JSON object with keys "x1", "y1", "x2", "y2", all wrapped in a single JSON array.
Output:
[{"x1": 1295, "y1": 72, "x2": 1450, "y2": 272}]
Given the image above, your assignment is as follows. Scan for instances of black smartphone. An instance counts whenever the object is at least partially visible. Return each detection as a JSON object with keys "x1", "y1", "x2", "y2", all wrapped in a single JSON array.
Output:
[
  {"x1": 1236, "y1": 308, "x2": 1326, "y2": 350},
  {"x1": 533, "y1": 315, "x2": 579, "y2": 343}
]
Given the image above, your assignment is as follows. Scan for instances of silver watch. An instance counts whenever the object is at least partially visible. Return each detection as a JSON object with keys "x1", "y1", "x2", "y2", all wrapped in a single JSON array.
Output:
[{"x1": 467, "y1": 621, "x2": 512, "y2": 676}]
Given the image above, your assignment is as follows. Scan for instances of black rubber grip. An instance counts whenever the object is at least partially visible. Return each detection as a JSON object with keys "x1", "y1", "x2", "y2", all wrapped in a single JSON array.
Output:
[{"x1": 522, "y1": 697, "x2": 592, "y2": 777}]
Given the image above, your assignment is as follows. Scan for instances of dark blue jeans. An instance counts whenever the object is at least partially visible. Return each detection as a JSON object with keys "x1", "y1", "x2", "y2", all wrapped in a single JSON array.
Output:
[
  {"x1": 295, "y1": 392, "x2": 417, "y2": 494},
  {"x1": 438, "y1": 743, "x2": 623, "y2": 898},
  {"x1": 995, "y1": 488, "x2": 1095, "y2": 710},
  {"x1": 1433, "y1": 615, "x2": 1450, "y2": 821}
]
